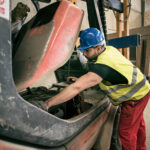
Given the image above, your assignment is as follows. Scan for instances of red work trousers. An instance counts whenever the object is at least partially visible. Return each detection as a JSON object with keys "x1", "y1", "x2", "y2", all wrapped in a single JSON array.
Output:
[{"x1": 118, "y1": 91, "x2": 150, "y2": 150}]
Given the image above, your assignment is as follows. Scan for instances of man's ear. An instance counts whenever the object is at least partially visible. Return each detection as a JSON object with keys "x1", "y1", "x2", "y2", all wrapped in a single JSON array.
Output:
[{"x1": 97, "y1": 45, "x2": 102, "y2": 54}]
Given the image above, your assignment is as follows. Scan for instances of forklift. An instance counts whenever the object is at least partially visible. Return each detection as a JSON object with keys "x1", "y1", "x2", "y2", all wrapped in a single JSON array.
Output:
[{"x1": 0, "y1": 0, "x2": 137, "y2": 149}]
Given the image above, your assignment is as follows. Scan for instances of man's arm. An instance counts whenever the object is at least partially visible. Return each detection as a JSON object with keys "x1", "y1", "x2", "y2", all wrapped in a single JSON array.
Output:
[{"x1": 46, "y1": 72, "x2": 102, "y2": 109}]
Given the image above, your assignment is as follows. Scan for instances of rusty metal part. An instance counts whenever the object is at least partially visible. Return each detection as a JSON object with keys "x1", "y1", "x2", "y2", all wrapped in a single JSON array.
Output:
[{"x1": 11, "y1": 2, "x2": 30, "y2": 23}]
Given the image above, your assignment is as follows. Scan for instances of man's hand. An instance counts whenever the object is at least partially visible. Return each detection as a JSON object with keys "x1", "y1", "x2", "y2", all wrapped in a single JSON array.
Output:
[{"x1": 46, "y1": 72, "x2": 102, "y2": 109}]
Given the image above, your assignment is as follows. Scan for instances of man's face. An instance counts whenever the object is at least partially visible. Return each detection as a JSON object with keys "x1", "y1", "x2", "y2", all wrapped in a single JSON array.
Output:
[{"x1": 83, "y1": 47, "x2": 99, "y2": 61}]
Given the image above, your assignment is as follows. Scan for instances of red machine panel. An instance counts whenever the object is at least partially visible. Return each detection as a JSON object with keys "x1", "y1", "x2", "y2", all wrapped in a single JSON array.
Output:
[{"x1": 13, "y1": 0, "x2": 83, "y2": 91}]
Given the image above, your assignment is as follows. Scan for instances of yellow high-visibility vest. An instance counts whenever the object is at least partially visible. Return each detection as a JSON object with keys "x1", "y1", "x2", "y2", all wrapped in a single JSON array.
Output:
[{"x1": 96, "y1": 46, "x2": 150, "y2": 105}]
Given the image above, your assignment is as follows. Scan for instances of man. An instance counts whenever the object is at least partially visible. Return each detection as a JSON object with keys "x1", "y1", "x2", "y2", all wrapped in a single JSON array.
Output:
[{"x1": 36, "y1": 28, "x2": 150, "y2": 150}]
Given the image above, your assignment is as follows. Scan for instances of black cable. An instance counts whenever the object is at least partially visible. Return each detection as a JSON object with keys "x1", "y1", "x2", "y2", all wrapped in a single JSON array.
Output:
[{"x1": 31, "y1": 0, "x2": 40, "y2": 12}]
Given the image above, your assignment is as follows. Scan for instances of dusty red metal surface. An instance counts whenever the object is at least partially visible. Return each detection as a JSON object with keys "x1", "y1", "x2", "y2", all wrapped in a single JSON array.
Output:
[
  {"x1": 31, "y1": 0, "x2": 83, "y2": 83},
  {"x1": 66, "y1": 104, "x2": 112, "y2": 150},
  {"x1": 13, "y1": 0, "x2": 83, "y2": 91}
]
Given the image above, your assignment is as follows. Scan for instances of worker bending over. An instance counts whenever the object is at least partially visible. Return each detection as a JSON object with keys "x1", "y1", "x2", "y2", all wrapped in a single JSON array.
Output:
[{"x1": 38, "y1": 28, "x2": 150, "y2": 150}]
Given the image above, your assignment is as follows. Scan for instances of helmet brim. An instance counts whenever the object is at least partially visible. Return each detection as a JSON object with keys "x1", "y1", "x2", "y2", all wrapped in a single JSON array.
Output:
[{"x1": 77, "y1": 45, "x2": 91, "y2": 52}]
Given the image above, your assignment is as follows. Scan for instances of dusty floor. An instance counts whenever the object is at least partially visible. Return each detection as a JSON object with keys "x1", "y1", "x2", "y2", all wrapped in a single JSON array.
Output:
[{"x1": 144, "y1": 98, "x2": 150, "y2": 150}]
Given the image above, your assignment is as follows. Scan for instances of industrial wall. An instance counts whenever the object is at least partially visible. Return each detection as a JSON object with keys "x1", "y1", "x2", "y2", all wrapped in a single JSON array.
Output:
[
  {"x1": 11, "y1": 0, "x2": 150, "y2": 34},
  {"x1": 106, "y1": 0, "x2": 142, "y2": 33},
  {"x1": 105, "y1": 0, "x2": 150, "y2": 34}
]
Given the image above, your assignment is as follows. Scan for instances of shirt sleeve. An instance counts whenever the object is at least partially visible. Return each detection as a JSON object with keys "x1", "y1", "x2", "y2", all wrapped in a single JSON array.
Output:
[{"x1": 88, "y1": 63, "x2": 128, "y2": 84}]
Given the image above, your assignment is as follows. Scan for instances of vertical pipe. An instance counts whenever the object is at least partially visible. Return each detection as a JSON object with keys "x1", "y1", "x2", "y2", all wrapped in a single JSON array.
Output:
[
  {"x1": 123, "y1": 0, "x2": 130, "y2": 59},
  {"x1": 116, "y1": 12, "x2": 122, "y2": 53}
]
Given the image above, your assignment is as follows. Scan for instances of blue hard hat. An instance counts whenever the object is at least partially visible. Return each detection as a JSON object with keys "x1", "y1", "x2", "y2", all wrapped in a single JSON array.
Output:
[{"x1": 78, "y1": 28, "x2": 105, "y2": 52}]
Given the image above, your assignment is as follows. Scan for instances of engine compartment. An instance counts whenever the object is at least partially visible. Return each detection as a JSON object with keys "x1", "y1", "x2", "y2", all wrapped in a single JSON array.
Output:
[{"x1": 19, "y1": 82, "x2": 94, "y2": 119}]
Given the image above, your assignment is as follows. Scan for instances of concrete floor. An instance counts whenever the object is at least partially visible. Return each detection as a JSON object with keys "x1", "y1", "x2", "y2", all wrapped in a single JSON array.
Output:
[{"x1": 144, "y1": 98, "x2": 150, "y2": 150}]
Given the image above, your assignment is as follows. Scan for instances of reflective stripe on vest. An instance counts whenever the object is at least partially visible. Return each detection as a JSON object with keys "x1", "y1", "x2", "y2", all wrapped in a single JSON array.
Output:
[
  {"x1": 102, "y1": 66, "x2": 138, "y2": 95},
  {"x1": 113, "y1": 77, "x2": 146, "y2": 102}
]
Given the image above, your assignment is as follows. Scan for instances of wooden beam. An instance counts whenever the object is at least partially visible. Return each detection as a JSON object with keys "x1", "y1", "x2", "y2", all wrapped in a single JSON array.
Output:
[
  {"x1": 144, "y1": 39, "x2": 150, "y2": 78},
  {"x1": 116, "y1": 12, "x2": 122, "y2": 53},
  {"x1": 123, "y1": 0, "x2": 130, "y2": 59},
  {"x1": 136, "y1": 44, "x2": 142, "y2": 69},
  {"x1": 108, "y1": 25, "x2": 150, "y2": 40}
]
